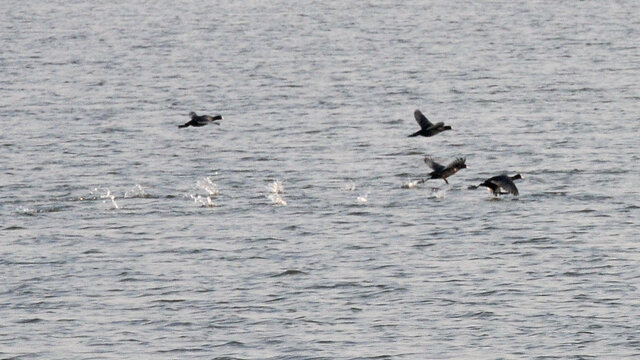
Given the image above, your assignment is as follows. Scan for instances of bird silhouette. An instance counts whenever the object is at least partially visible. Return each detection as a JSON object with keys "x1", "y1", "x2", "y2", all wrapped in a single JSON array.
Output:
[
  {"x1": 469, "y1": 174, "x2": 523, "y2": 196},
  {"x1": 421, "y1": 157, "x2": 467, "y2": 184},
  {"x1": 408, "y1": 110, "x2": 451, "y2": 137},
  {"x1": 178, "y1": 112, "x2": 223, "y2": 128}
]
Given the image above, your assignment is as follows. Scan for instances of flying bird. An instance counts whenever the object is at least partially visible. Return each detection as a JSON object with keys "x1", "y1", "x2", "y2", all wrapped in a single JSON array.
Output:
[
  {"x1": 178, "y1": 112, "x2": 224, "y2": 128},
  {"x1": 408, "y1": 109, "x2": 451, "y2": 137},
  {"x1": 469, "y1": 174, "x2": 523, "y2": 196},
  {"x1": 421, "y1": 157, "x2": 467, "y2": 184}
]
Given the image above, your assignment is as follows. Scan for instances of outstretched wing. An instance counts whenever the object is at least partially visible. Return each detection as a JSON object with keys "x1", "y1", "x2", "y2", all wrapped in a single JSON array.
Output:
[
  {"x1": 445, "y1": 157, "x2": 466, "y2": 170},
  {"x1": 203, "y1": 114, "x2": 223, "y2": 122},
  {"x1": 424, "y1": 157, "x2": 445, "y2": 172},
  {"x1": 426, "y1": 121, "x2": 445, "y2": 131},
  {"x1": 414, "y1": 110, "x2": 433, "y2": 130},
  {"x1": 488, "y1": 175, "x2": 519, "y2": 196}
]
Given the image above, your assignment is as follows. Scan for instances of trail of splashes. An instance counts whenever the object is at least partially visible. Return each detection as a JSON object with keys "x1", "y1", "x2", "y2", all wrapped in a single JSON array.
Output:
[{"x1": 267, "y1": 180, "x2": 287, "y2": 206}]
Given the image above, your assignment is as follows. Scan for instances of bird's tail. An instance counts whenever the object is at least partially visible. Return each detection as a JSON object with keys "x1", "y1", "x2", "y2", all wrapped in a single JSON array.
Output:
[
  {"x1": 408, "y1": 131, "x2": 420, "y2": 137},
  {"x1": 178, "y1": 123, "x2": 188, "y2": 128},
  {"x1": 467, "y1": 184, "x2": 479, "y2": 190}
]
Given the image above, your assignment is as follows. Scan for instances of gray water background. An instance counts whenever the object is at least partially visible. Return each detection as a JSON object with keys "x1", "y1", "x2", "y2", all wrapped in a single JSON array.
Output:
[{"x1": 1, "y1": 1, "x2": 639, "y2": 359}]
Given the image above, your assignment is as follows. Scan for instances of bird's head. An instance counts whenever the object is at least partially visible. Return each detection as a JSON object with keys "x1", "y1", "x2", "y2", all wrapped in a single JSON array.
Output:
[{"x1": 457, "y1": 157, "x2": 467, "y2": 169}]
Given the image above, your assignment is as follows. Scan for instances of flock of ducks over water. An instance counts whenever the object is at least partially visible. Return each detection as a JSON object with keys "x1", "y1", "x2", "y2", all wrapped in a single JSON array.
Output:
[{"x1": 178, "y1": 109, "x2": 523, "y2": 197}]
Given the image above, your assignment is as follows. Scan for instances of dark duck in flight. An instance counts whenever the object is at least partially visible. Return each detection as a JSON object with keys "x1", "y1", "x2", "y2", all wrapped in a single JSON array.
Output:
[
  {"x1": 420, "y1": 157, "x2": 467, "y2": 184},
  {"x1": 408, "y1": 109, "x2": 451, "y2": 137},
  {"x1": 469, "y1": 174, "x2": 523, "y2": 196},
  {"x1": 178, "y1": 112, "x2": 223, "y2": 128}
]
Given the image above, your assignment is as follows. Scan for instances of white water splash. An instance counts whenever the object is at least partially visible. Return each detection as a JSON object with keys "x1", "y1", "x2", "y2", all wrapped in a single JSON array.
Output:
[
  {"x1": 188, "y1": 177, "x2": 219, "y2": 207},
  {"x1": 341, "y1": 181, "x2": 356, "y2": 191},
  {"x1": 267, "y1": 180, "x2": 287, "y2": 206},
  {"x1": 356, "y1": 192, "x2": 369, "y2": 204},
  {"x1": 402, "y1": 180, "x2": 420, "y2": 189},
  {"x1": 16, "y1": 206, "x2": 38, "y2": 215},
  {"x1": 124, "y1": 184, "x2": 148, "y2": 198},
  {"x1": 197, "y1": 177, "x2": 219, "y2": 196},
  {"x1": 429, "y1": 187, "x2": 447, "y2": 199},
  {"x1": 267, "y1": 180, "x2": 284, "y2": 194},
  {"x1": 95, "y1": 187, "x2": 119, "y2": 209},
  {"x1": 190, "y1": 194, "x2": 216, "y2": 207},
  {"x1": 268, "y1": 193, "x2": 287, "y2": 206}
]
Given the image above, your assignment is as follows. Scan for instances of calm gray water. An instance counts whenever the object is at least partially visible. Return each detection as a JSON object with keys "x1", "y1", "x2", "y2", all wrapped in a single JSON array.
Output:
[{"x1": 1, "y1": 1, "x2": 639, "y2": 359}]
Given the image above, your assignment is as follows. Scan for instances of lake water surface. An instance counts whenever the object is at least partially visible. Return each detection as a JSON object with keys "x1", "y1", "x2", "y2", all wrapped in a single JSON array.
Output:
[{"x1": 1, "y1": 1, "x2": 639, "y2": 359}]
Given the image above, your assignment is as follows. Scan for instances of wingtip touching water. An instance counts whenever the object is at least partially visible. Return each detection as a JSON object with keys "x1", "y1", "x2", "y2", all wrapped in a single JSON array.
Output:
[{"x1": 469, "y1": 173, "x2": 523, "y2": 196}]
